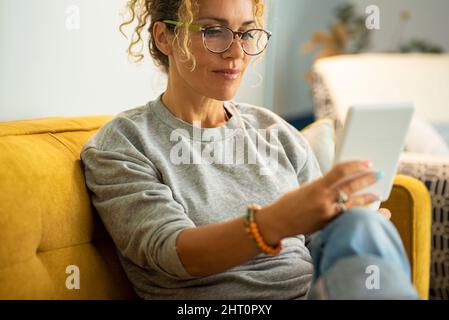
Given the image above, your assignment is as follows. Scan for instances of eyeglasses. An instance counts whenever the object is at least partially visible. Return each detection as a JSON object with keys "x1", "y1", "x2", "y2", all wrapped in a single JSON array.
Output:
[{"x1": 163, "y1": 20, "x2": 272, "y2": 56}]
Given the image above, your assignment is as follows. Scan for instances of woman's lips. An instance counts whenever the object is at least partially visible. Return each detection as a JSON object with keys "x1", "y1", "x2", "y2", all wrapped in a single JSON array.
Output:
[{"x1": 213, "y1": 69, "x2": 241, "y2": 80}]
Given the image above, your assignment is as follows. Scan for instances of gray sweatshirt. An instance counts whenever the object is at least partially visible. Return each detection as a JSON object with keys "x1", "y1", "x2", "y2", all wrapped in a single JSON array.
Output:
[{"x1": 80, "y1": 94, "x2": 323, "y2": 300}]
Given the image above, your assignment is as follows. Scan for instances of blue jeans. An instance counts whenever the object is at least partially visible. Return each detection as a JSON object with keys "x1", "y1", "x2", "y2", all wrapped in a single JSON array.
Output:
[{"x1": 306, "y1": 208, "x2": 419, "y2": 299}]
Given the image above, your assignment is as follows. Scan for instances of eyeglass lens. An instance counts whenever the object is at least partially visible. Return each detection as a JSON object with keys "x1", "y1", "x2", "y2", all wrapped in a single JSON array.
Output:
[{"x1": 203, "y1": 27, "x2": 269, "y2": 55}]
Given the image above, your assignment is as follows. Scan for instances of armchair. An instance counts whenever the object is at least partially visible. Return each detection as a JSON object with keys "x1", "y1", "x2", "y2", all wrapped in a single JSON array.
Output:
[{"x1": 312, "y1": 53, "x2": 449, "y2": 299}]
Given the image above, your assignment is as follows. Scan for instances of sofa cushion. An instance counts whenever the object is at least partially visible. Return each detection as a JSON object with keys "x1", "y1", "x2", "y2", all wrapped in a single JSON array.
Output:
[
  {"x1": 405, "y1": 117, "x2": 449, "y2": 157},
  {"x1": 432, "y1": 122, "x2": 449, "y2": 149},
  {"x1": 300, "y1": 118, "x2": 335, "y2": 174},
  {"x1": 0, "y1": 116, "x2": 137, "y2": 299}
]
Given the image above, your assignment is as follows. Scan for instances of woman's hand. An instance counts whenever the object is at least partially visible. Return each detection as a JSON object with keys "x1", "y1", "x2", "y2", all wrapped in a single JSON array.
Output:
[{"x1": 258, "y1": 160, "x2": 382, "y2": 243}]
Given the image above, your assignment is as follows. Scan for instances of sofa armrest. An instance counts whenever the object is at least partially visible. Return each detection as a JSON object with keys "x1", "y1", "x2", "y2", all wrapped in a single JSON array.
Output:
[
  {"x1": 382, "y1": 174, "x2": 432, "y2": 300},
  {"x1": 396, "y1": 152, "x2": 449, "y2": 300}
]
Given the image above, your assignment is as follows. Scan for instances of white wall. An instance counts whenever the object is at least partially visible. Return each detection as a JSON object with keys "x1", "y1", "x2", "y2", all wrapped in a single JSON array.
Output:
[
  {"x1": 0, "y1": 0, "x2": 269, "y2": 121},
  {"x1": 352, "y1": 0, "x2": 449, "y2": 53}
]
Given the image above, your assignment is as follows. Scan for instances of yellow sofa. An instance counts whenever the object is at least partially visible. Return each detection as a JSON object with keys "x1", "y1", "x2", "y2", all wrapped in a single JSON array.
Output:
[{"x1": 0, "y1": 116, "x2": 431, "y2": 299}]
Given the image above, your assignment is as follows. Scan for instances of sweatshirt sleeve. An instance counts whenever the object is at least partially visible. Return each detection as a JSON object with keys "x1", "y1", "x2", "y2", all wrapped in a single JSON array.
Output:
[{"x1": 80, "y1": 142, "x2": 198, "y2": 281}]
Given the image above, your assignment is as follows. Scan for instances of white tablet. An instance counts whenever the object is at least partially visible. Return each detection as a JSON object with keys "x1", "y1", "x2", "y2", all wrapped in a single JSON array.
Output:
[{"x1": 334, "y1": 102, "x2": 415, "y2": 210}]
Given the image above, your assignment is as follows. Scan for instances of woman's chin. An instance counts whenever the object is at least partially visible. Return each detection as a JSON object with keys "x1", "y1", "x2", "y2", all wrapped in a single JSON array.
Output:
[{"x1": 209, "y1": 88, "x2": 239, "y2": 101}]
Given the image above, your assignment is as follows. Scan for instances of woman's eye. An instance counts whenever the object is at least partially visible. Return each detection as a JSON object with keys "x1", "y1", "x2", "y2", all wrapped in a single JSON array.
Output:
[
  {"x1": 241, "y1": 32, "x2": 254, "y2": 41},
  {"x1": 205, "y1": 28, "x2": 225, "y2": 37}
]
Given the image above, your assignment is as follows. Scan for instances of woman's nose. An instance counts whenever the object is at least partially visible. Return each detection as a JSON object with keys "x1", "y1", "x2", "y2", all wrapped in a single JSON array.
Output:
[{"x1": 222, "y1": 37, "x2": 245, "y2": 59}]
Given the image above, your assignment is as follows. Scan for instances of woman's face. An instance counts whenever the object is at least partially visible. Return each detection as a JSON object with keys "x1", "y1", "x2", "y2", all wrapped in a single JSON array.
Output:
[{"x1": 170, "y1": 0, "x2": 256, "y2": 101}]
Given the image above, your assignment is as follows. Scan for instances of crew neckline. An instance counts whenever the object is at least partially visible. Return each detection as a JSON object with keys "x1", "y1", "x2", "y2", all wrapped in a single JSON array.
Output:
[{"x1": 151, "y1": 94, "x2": 243, "y2": 142}]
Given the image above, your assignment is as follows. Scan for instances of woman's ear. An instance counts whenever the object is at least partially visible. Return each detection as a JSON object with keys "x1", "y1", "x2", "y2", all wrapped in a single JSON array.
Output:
[{"x1": 153, "y1": 21, "x2": 173, "y2": 56}]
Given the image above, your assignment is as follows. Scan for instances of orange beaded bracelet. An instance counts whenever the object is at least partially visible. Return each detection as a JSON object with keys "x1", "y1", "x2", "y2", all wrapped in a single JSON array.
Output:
[{"x1": 244, "y1": 204, "x2": 282, "y2": 256}]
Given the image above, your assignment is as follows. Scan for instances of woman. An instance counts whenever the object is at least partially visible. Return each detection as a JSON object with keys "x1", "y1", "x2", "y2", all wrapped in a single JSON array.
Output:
[{"x1": 80, "y1": 0, "x2": 417, "y2": 299}]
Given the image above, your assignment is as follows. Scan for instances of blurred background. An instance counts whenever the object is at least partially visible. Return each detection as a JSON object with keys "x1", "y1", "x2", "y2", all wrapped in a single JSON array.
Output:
[{"x1": 1, "y1": 0, "x2": 448, "y2": 124}]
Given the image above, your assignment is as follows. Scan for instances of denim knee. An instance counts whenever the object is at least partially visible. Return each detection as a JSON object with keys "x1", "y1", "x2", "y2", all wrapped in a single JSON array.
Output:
[
  {"x1": 332, "y1": 207, "x2": 388, "y2": 229},
  {"x1": 311, "y1": 207, "x2": 411, "y2": 280},
  {"x1": 319, "y1": 208, "x2": 395, "y2": 246},
  {"x1": 307, "y1": 255, "x2": 419, "y2": 300}
]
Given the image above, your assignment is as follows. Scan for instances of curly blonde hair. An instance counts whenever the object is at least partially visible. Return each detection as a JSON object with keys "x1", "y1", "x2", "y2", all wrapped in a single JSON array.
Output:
[{"x1": 119, "y1": 0, "x2": 265, "y2": 74}]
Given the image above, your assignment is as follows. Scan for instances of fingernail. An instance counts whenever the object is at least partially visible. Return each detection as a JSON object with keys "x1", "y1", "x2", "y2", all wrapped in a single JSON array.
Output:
[
  {"x1": 375, "y1": 171, "x2": 384, "y2": 181},
  {"x1": 366, "y1": 161, "x2": 373, "y2": 168}
]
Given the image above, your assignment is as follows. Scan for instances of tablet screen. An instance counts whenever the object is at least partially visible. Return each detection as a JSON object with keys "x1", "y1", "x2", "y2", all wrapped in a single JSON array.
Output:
[{"x1": 334, "y1": 102, "x2": 415, "y2": 208}]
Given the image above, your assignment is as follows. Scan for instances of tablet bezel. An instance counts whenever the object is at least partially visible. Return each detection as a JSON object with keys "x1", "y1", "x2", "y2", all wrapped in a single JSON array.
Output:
[{"x1": 334, "y1": 102, "x2": 415, "y2": 209}]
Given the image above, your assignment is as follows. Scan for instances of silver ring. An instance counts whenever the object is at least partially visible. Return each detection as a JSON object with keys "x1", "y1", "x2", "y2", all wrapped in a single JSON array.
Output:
[{"x1": 336, "y1": 190, "x2": 349, "y2": 204}]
